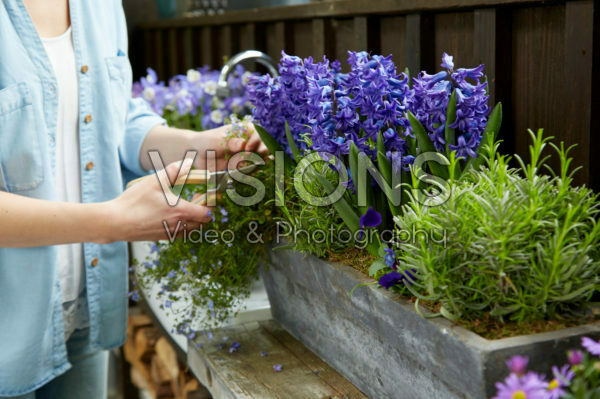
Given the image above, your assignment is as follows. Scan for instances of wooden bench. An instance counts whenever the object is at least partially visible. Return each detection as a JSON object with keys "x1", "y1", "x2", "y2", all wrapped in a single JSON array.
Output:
[{"x1": 188, "y1": 320, "x2": 367, "y2": 399}]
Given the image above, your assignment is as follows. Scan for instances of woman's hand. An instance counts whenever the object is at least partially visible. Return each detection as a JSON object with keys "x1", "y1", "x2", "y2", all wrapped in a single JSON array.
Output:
[
  {"x1": 139, "y1": 124, "x2": 269, "y2": 172},
  {"x1": 105, "y1": 160, "x2": 212, "y2": 243}
]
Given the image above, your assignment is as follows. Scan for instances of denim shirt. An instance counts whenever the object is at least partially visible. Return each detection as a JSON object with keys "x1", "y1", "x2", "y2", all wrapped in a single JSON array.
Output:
[{"x1": 0, "y1": 1, "x2": 164, "y2": 395}]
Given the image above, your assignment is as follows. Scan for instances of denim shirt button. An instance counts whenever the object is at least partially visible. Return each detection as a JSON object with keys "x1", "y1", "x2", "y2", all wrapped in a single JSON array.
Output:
[
  {"x1": 84, "y1": 114, "x2": 93, "y2": 123},
  {"x1": 81, "y1": 65, "x2": 89, "y2": 74},
  {"x1": 91, "y1": 258, "x2": 99, "y2": 267},
  {"x1": 85, "y1": 161, "x2": 94, "y2": 171}
]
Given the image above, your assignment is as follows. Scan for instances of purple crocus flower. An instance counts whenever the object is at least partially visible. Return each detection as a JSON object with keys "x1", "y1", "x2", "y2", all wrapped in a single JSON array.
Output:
[
  {"x1": 164, "y1": 300, "x2": 172, "y2": 308},
  {"x1": 506, "y1": 355, "x2": 529, "y2": 376},
  {"x1": 358, "y1": 207, "x2": 382, "y2": 240},
  {"x1": 567, "y1": 349, "x2": 584, "y2": 366},
  {"x1": 273, "y1": 364, "x2": 283, "y2": 372},
  {"x1": 582, "y1": 336, "x2": 600, "y2": 355},
  {"x1": 493, "y1": 372, "x2": 548, "y2": 399}
]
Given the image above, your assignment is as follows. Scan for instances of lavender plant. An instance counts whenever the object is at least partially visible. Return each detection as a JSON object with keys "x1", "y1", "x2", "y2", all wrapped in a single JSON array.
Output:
[{"x1": 391, "y1": 130, "x2": 600, "y2": 323}]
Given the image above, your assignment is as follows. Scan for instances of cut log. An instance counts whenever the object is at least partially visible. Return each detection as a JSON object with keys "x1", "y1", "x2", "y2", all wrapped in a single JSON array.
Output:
[
  {"x1": 151, "y1": 354, "x2": 173, "y2": 385},
  {"x1": 155, "y1": 337, "x2": 179, "y2": 380},
  {"x1": 135, "y1": 326, "x2": 161, "y2": 363}
]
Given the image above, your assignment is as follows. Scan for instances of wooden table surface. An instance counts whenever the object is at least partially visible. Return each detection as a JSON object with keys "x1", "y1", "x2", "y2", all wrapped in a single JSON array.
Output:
[{"x1": 188, "y1": 320, "x2": 367, "y2": 399}]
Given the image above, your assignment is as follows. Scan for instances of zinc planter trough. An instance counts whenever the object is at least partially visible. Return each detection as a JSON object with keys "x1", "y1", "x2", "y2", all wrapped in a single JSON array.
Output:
[{"x1": 261, "y1": 249, "x2": 600, "y2": 399}]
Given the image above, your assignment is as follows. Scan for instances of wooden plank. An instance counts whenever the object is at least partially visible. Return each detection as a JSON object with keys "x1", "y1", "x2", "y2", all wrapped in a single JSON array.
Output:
[
  {"x1": 266, "y1": 22, "x2": 287, "y2": 63},
  {"x1": 167, "y1": 28, "x2": 179, "y2": 76},
  {"x1": 140, "y1": 0, "x2": 559, "y2": 29},
  {"x1": 220, "y1": 25, "x2": 233, "y2": 62},
  {"x1": 405, "y1": 13, "x2": 434, "y2": 77},
  {"x1": 311, "y1": 19, "x2": 326, "y2": 58},
  {"x1": 353, "y1": 16, "x2": 368, "y2": 51},
  {"x1": 200, "y1": 26, "x2": 214, "y2": 68},
  {"x1": 154, "y1": 29, "x2": 166, "y2": 80},
  {"x1": 188, "y1": 321, "x2": 367, "y2": 399},
  {"x1": 182, "y1": 28, "x2": 194, "y2": 71},
  {"x1": 292, "y1": 20, "x2": 313, "y2": 58},
  {"x1": 260, "y1": 321, "x2": 366, "y2": 399},
  {"x1": 511, "y1": 4, "x2": 566, "y2": 171},
  {"x1": 564, "y1": 0, "x2": 594, "y2": 186},
  {"x1": 380, "y1": 15, "x2": 407, "y2": 69},
  {"x1": 474, "y1": 8, "x2": 497, "y2": 105},
  {"x1": 240, "y1": 23, "x2": 256, "y2": 51},
  {"x1": 434, "y1": 11, "x2": 476, "y2": 68}
]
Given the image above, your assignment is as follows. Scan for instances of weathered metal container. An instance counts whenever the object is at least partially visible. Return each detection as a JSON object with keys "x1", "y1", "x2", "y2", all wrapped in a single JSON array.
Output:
[{"x1": 262, "y1": 249, "x2": 600, "y2": 399}]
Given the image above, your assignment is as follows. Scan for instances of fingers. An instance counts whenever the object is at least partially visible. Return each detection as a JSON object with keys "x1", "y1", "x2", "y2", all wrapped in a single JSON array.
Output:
[
  {"x1": 227, "y1": 137, "x2": 246, "y2": 153},
  {"x1": 245, "y1": 130, "x2": 262, "y2": 151},
  {"x1": 178, "y1": 200, "x2": 213, "y2": 224}
]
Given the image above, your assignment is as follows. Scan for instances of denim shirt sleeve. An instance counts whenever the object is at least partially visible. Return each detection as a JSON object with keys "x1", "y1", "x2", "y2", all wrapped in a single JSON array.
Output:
[{"x1": 120, "y1": 97, "x2": 165, "y2": 177}]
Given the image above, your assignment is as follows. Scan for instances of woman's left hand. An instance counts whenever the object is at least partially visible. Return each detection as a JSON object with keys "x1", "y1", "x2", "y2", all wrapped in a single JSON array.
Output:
[{"x1": 192, "y1": 124, "x2": 269, "y2": 171}]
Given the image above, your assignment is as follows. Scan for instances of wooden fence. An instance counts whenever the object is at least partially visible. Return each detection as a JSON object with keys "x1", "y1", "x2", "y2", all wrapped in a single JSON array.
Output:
[{"x1": 134, "y1": 0, "x2": 599, "y2": 189}]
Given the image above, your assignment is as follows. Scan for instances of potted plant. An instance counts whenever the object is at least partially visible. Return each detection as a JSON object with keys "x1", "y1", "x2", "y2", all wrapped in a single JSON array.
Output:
[{"x1": 247, "y1": 53, "x2": 600, "y2": 398}]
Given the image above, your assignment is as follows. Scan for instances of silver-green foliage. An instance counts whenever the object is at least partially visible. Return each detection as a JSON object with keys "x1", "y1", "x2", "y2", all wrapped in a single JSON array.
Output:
[{"x1": 395, "y1": 130, "x2": 600, "y2": 322}]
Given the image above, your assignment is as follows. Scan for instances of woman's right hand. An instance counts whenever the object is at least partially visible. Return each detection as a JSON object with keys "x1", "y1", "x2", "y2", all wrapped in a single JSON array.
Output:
[{"x1": 104, "y1": 161, "x2": 212, "y2": 243}]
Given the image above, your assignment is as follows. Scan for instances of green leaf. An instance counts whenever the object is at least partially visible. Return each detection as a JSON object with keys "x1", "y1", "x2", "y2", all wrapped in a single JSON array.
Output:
[
  {"x1": 368, "y1": 259, "x2": 387, "y2": 276},
  {"x1": 407, "y1": 111, "x2": 449, "y2": 179},
  {"x1": 444, "y1": 90, "x2": 457, "y2": 154},
  {"x1": 356, "y1": 150, "x2": 370, "y2": 215},
  {"x1": 376, "y1": 132, "x2": 402, "y2": 217},
  {"x1": 377, "y1": 131, "x2": 392, "y2": 183},
  {"x1": 314, "y1": 173, "x2": 359, "y2": 232},
  {"x1": 285, "y1": 121, "x2": 301, "y2": 161},
  {"x1": 349, "y1": 142, "x2": 359, "y2": 191},
  {"x1": 465, "y1": 102, "x2": 502, "y2": 172},
  {"x1": 254, "y1": 123, "x2": 296, "y2": 173}
]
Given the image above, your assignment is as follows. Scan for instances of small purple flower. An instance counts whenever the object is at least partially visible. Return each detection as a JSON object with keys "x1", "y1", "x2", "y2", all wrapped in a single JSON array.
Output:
[
  {"x1": 273, "y1": 364, "x2": 283, "y2": 372},
  {"x1": 187, "y1": 331, "x2": 196, "y2": 340},
  {"x1": 164, "y1": 299, "x2": 172, "y2": 308},
  {"x1": 260, "y1": 351, "x2": 268, "y2": 357},
  {"x1": 358, "y1": 207, "x2": 382, "y2": 240},
  {"x1": 229, "y1": 342, "x2": 241, "y2": 353},
  {"x1": 167, "y1": 270, "x2": 176, "y2": 279},
  {"x1": 378, "y1": 269, "x2": 416, "y2": 290},
  {"x1": 441, "y1": 52, "x2": 454, "y2": 70},
  {"x1": 547, "y1": 365, "x2": 574, "y2": 399},
  {"x1": 582, "y1": 336, "x2": 600, "y2": 355},
  {"x1": 128, "y1": 290, "x2": 140, "y2": 302},
  {"x1": 567, "y1": 349, "x2": 584, "y2": 366},
  {"x1": 506, "y1": 355, "x2": 529, "y2": 376},
  {"x1": 383, "y1": 248, "x2": 396, "y2": 268},
  {"x1": 493, "y1": 372, "x2": 548, "y2": 399},
  {"x1": 207, "y1": 331, "x2": 213, "y2": 340},
  {"x1": 150, "y1": 242, "x2": 160, "y2": 254}
]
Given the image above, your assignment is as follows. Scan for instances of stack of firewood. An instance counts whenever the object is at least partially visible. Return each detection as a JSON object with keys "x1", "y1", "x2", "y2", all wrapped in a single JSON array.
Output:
[{"x1": 124, "y1": 310, "x2": 210, "y2": 399}]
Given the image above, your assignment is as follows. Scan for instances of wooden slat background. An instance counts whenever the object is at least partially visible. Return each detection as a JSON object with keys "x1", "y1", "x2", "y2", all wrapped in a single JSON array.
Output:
[{"x1": 132, "y1": 0, "x2": 599, "y2": 189}]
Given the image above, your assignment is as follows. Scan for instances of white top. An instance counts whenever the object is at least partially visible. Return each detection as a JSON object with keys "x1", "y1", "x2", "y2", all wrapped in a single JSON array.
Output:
[{"x1": 42, "y1": 28, "x2": 88, "y2": 338}]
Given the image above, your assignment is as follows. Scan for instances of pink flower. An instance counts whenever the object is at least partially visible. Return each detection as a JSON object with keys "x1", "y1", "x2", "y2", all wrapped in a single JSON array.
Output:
[
  {"x1": 567, "y1": 350, "x2": 584, "y2": 366},
  {"x1": 493, "y1": 372, "x2": 549, "y2": 399},
  {"x1": 506, "y1": 355, "x2": 529, "y2": 376},
  {"x1": 582, "y1": 336, "x2": 600, "y2": 356}
]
